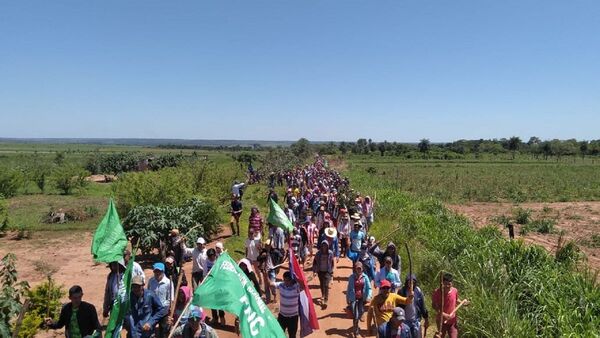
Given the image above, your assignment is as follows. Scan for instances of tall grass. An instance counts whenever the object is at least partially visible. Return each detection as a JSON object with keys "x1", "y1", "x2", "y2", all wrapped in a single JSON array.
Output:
[{"x1": 348, "y1": 167, "x2": 600, "y2": 337}]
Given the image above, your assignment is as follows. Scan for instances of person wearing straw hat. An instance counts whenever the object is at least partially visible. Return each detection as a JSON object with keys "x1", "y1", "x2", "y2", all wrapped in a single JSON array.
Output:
[
  {"x1": 337, "y1": 209, "x2": 351, "y2": 258},
  {"x1": 319, "y1": 221, "x2": 340, "y2": 262}
]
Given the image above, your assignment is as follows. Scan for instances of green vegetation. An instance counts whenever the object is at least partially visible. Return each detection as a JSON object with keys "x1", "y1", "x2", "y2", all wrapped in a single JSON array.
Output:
[
  {"x1": 347, "y1": 159, "x2": 600, "y2": 337},
  {"x1": 349, "y1": 158, "x2": 600, "y2": 203},
  {"x1": 0, "y1": 254, "x2": 30, "y2": 338},
  {"x1": 124, "y1": 198, "x2": 220, "y2": 255}
]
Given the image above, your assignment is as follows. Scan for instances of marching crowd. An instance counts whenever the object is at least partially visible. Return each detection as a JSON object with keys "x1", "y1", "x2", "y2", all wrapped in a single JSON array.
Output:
[{"x1": 45, "y1": 156, "x2": 468, "y2": 338}]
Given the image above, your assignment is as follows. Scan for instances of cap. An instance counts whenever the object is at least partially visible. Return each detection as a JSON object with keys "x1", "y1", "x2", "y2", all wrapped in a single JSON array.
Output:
[
  {"x1": 170, "y1": 229, "x2": 180, "y2": 236},
  {"x1": 351, "y1": 213, "x2": 361, "y2": 220},
  {"x1": 196, "y1": 237, "x2": 206, "y2": 244},
  {"x1": 153, "y1": 262, "x2": 165, "y2": 272},
  {"x1": 392, "y1": 307, "x2": 406, "y2": 321},
  {"x1": 132, "y1": 275, "x2": 144, "y2": 286},
  {"x1": 165, "y1": 257, "x2": 175, "y2": 264},
  {"x1": 380, "y1": 280, "x2": 392, "y2": 289},
  {"x1": 215, "y1": 242, "x2": 224, "y2": 250}
]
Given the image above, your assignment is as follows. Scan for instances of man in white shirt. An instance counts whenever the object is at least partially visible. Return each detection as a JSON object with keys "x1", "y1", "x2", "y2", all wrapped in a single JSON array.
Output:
[
  {"x1": 147, "y1": 262, "x2": 173, "y2": 338},
  {"x1": 124, "y1": 249, "x2": 145, "y2": 285},
  {"x1": 231, "y1": 181, "x2": 245, "y2": 198},
  {"x1": 186, "y1": 237, "x2": 207, "y2": 289}
]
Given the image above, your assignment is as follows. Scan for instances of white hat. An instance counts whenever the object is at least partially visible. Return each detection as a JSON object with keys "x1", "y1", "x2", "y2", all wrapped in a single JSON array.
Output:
[
  {"x1": 196, "y1": 237, "x2": 206, "y2": 244},
  {"x1": 215, "y1": 242, "x2": 224, "y2": 250}
]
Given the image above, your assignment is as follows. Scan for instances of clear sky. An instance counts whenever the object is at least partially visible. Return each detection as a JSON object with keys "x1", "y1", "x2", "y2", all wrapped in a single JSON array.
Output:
[{"x1": 1, "y1": 1, "x2": 599, "y2": 142}]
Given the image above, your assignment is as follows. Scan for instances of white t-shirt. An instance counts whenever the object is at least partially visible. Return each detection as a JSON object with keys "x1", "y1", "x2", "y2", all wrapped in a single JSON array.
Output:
[{"x1": 245, "y1": 238, "x2": 261, "y2": 261}]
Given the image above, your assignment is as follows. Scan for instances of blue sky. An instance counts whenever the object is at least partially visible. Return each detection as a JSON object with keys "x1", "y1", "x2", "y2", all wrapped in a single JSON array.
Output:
[{"x1": 1, "y1": 1, "x2": 599, "y2": 142}]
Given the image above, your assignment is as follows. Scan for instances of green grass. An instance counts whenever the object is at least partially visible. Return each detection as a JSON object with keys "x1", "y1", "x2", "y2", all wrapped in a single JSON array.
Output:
[
  {"x1": 6, "y1": 190, "x2": 111, "y2": 231},
  {"x1": 345, "y1": 159, "x2": 600, "y2": 337},
  {"x1": 347, "y1": 157, "x2": 600, "y2": 203}
]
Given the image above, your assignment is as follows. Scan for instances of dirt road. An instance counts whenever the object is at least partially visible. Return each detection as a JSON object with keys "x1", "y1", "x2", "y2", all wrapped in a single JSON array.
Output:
[{"x1": 1, "y1": 228, "x2": 376, "y2": 338}]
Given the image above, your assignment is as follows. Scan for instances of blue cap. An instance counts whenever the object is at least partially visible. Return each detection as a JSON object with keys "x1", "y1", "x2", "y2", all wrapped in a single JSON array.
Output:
[{"x1": 153, "y1": 262, "x2": 165, "y2": 272}]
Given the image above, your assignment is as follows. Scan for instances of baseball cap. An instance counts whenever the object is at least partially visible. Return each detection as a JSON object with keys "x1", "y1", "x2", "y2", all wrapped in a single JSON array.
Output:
[
  {"x1": 392, "y1": 307, "x2": 405, "y2": 321},
  {"x1": 153, "y1": 262, "x2": 165, "y2": 272},
  {"x1": 380, "y1": 280, "x2": 392, "y2": 289},
  {"x1": 216, "y1": 242, "x2": 224, "y2": 250},
  {"x1": 196, "y1": 237, "x2": 206, "y2": 244},
  {"x1": 132, "y1": 275, "x2": 144, "y2": 286}
]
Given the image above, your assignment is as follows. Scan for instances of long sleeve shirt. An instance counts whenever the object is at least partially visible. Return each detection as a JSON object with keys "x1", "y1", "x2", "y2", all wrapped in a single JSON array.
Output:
[
  {"x1": 187, "y1": 247, "x2": 206, "y2": 273},
  {"x1": 375, "y1": 267, "x2": 402, "y2": 291},
  {"x1": 127, "y1": 290, "x2": 167, "y2": 338},
  {"x1": 147, "y1": 275, "x2": 173, "y2": 308}
]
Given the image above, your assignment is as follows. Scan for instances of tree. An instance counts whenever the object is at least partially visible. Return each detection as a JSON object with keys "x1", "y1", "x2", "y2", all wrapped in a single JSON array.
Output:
[
  {"x1": 338, "y1": 142, "x2": 349, "y2": 155},
  {"x1": 579, "y1": 141, "x2": 589, "y2": 160},
  {"x1": 507, "y1": 136, "x2": 522, "y2": 160},
  {"x1": 356, "y1": 138, "x2": 369, "y2": 154},
  {"x1": 52, "y1": 165, "x2": 89, "y2": 195},
  {"x1": 418, "y1": 139, "x2": 430, "y2": 153},
  {"x1": 290, "y1": 138, "x2": 313, "y2": 159},
  {"x1": 0, "y1": 254, "x2": 30, "y2": 337}
]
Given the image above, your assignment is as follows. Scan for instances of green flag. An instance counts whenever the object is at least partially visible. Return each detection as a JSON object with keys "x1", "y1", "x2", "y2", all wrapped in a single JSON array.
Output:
[
  {"x1": 267, "y1": 198, "x2": 294, "y2": 232},
  {"x1": 91, "y1": 198, "x2": 128, "y2": 263},
  {"x1": 193, "y1": 252, "x2": 285, "y2": 338},
  {"x1": 105, "y1": 252, "x2": 134, "y2": 338}
]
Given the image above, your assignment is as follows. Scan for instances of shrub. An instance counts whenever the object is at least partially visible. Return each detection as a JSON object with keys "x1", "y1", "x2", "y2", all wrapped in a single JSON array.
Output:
[
  {"x1": 123, "y1": 198, "x2": 220, "y2": 255},
  {"x1": 555, "y1": 241, "x2": 583, "y2": 269},
  {"x1": 513, "y1": 207, "x2": 532, "y2": 225},
  {"x1": 0, "y1": 254, "x2": 30, "y2": 337},
  {"x1": 52, "y1": 164, "x2": 89, "y2": 195},
  {"x1": 531, "y1": 218, "x2": 556, "y2": 234},
  {"x1": 579, "y1": 234, "x2": 600, "y2": 248},
  {"x1": 0, "y1": 196, "x2": 8, "y2": 235},
  {"x1": 0, "y1": 168, "x2": 25, "y2": 198},
  {"x1": 17, "y1": 279, "x2": 65, "y2": 338}
]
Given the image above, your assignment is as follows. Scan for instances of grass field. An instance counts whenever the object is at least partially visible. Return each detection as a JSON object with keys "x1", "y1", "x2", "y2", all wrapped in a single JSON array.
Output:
[{"x1": 347, "y1": 156, "x2": 600, "y2": 203}]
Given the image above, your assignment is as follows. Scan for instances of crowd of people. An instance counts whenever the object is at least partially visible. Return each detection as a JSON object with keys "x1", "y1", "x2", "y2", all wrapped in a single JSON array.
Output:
[{"x1": 45, "y1": 156, "x2": 468, "y2": 338}]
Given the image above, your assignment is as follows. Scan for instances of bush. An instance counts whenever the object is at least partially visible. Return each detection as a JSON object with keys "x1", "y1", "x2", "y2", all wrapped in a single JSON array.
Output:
[
  {"x1": 555, "y1": 241, "x2": 583, "y2": 269},
  {"x1": 123, "y1": 198, "x2": 220, "y2": 255},
  {"x1": 0, "y1": 168, "x2": 25, "y2": 198},
  {"x1": 0, "y1": 197, "x2": 8, "y2": 235},
  {"x1": 513, "y1": 207, "x2": 532, "y2": 225},
  {"x1": 16, "y1": 279, "x2": 65, "y2": 338},
  {"x1": 0, "y1": 254, "x2": 30, "y2": 337},
  {"x1": 52, "y1": 164, "x2": 89, "y2": 195}
]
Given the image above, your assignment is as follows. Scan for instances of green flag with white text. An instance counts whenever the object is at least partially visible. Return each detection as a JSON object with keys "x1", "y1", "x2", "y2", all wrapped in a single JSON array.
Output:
[
  {"x1": 91, "y1": 198, "x2": 128, "y2": 263},
  {"x1": 193, "y1": 252, "x2": 285, "y2": 338},
  {"x1": 105, "y1": 251, "x2": 134, "y2": 338},
  {"x1": 267, "y1": 198, "x2": 294, "y2": 232}
]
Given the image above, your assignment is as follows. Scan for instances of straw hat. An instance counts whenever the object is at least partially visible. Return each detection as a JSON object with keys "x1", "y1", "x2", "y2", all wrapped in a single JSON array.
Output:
[
  {"x1": 350, "y1": 213, "x2": 361, "y2": 220},
  {"x1": 325, "y1": 227, "x2": 338, "y2": 238}
]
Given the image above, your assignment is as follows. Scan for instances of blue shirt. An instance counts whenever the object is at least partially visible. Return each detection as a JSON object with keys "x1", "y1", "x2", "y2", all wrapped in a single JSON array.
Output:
[
  {"x1": 350, "y1": 230, "x2": 365, "y2": 252},
  {"x1": 127, "y1": 290, "x2": 168, "y2": 338}
]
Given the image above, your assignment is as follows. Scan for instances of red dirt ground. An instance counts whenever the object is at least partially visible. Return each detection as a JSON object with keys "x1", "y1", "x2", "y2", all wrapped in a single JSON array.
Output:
[
  {"x1": 448, "y1": 201, "x2": 600, "y2": 272},
  {"x1": 0, "y1": 227, "x2": 380, "y2": 338}
]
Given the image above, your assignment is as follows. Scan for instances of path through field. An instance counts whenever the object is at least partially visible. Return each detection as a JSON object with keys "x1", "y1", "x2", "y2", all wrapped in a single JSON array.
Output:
[{"x1": 0, "y1": 226, "x2": 384, "y2": 338}]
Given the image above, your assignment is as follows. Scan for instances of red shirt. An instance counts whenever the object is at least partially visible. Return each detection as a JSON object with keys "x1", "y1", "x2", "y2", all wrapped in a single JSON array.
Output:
[
  {"x1": 354, "y1": 274, "x2": 365, "y2": 300},
  {"x1": 432, "y1": 287, "x2": 458, "y2": 325}
]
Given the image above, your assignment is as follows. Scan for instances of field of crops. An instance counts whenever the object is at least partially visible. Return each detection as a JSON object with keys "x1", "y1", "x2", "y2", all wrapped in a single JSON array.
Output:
[
  {"x1": 344, "y1": 159, "x2": 600, "y2": 337},
  {"x1": 347, "y1": 156, "x2": 600, "y2": 203}
]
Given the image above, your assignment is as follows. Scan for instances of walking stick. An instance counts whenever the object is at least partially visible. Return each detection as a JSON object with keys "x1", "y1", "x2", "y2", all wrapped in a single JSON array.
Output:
[
  {"x1": 437, "y1": 271, "x2": 444, "y2": 336},
  {"x1": 12, "y1": 300, "x2": 31, "y2": 338},
  {"x1": 166, "y1": 297, "x2": 193, "y2": 338},
  {"x1": 443, "y1": 299, "x2": 467, "y2": 324}
]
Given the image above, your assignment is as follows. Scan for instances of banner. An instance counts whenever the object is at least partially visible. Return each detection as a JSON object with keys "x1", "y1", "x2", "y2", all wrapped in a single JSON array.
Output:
[
  {"x1": 267, "y1": 198, "x2": 294, "y2": 232},
  {"x1": 289, "y1": 247, "x2": 319, "y2": 336},
  {"x1": 105, "y1": 252, "x2": 134, "y2": 338},
  {"x1": 193, "y1": 252, "x2": 285, "y2": 338},
  {"x1": 91, "y1": 198, "x2": 127, "y2": 263}
]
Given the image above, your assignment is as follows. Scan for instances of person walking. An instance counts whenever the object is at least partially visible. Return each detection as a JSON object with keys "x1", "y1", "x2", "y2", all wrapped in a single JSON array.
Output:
[
  {"x1": 374, "y1": 256, "x2": 402, "y2": 293},
  {"x1": 367, "y1": 280, "x2": 413, "y2": 337},
  {"x1": 103, "y1": 260, "x2": 126, "y2": 318},
  {"x1": 398, "y1": 274, "x2": 429, "y2": 338},
  {"x1": 230, "y1": 194, "x2": 243, "y2": 236},
  {"x1": 348, "y1": 219, "x2": 366, "y2": 263},
  {"x1": 312, "y1": 240, "x2": 334, "y2": 309},
  {"x1": 126, "y1": 275, "x2": 168, "y2": 338},
  {"x1": 147, "y1": 262, "x2": 173, "y2": 338},
  {"x1": 45, "y1": 285, "x2": 102, "y2": 338},
  {"x1": 270, "y1": 271, "x2": 306, "y2": 338},
  {"x1": 187, "y1": 237, "x2": 207, "y2": 289},
  {"x1": 248, "y1": 207, "x2": 264, "y2": 238},
  {"x1": 378, "y1": 307, "x2": 410, "y2": 338},
  {"x1": 202, "y1": 248, "x2": 226, "y2": 326},
  {"x1": 432, "y1": 273, "x2": 469, "y2": 338},
  {"x1": 245, "y1": 228, "x2": 263, "y2": 285},
  {"x1": 346, "y1": 262, "x2": 372, "y2": 337}
]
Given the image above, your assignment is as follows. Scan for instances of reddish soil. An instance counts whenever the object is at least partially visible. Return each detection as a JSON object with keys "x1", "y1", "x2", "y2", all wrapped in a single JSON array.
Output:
[
  {"x1": 448, "y1": 202, "x2": 600, "y2": 272},
  {"x1": 1, "y1": 227, "x2": 379, "y2": 338}
]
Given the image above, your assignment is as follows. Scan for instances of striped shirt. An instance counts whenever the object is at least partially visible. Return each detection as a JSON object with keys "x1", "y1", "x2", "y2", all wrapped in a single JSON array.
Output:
[{"x1": 276, "y1": 282, "x2": 300, "y2": 317}]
